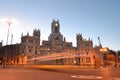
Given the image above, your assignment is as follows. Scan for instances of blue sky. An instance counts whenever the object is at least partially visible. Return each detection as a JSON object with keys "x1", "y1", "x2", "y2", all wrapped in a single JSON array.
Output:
[{"x1": 0, "y1": 0, "x2": 120, "y2": 51}]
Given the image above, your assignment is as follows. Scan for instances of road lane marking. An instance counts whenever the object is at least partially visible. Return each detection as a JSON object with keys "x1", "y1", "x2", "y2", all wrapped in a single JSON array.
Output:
[{"x1": 71, "y1": 75, "x2": 103, "y2": 79}]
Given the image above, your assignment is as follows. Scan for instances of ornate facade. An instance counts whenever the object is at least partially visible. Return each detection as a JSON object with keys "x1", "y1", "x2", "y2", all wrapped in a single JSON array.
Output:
[
  {"x1": 42, "y1": 20, "x2": 72, "y2": 53},
  {"x1": 76, "y1": 34, "x2": 95, "y2": 66},
  {"x1": 20, "y1": 29, "x2": 40, "y2": 56},
  {"x1": 0, "y1": 19, "x2": 104, "y2": 67},
  {"x1": 40, "y1": 20, "x2": 97, "y2": 66}
]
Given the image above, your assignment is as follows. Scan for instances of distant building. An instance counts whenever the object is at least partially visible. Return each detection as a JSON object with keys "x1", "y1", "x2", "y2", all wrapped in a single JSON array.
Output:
[
  {"x1": 20, "y1": 29, "x2": 40, "y2": 59},
  {"x1": 94, "y1": 46, "x2": 104, "y2": 66},
  {"x1": 0, "y1": 19, "x2": 106, "y2": 67},
  {"x1": 0, "y1": 44, "x2": 27, "y2": 65},
  {"x1": 76, "y1": 34, "x2": 95, "y2": 66},
  {"x1": 105, "y1": 50, "x2": 116, "y2": 66},
  {"x1": 42, "y1": 20, "x2": 72, "y2": 53},
  {"x1": 41, "y1": 20, "x2": 97, "y2": 66},
  {"x1": 117, "y1": 51, "x2": 120, "y2": 67},
  {"x1": 0, "y1": 29, "x2": 41, "y2": 65}
]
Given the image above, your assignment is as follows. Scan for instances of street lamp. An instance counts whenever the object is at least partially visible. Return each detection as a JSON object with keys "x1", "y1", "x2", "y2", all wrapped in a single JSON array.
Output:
[
  {"x1": 1, "y1": 18, "x2": 18, "y2": 45},
  {"x1": 0, "y1": 18, "x2": 18, "y2": 68}
]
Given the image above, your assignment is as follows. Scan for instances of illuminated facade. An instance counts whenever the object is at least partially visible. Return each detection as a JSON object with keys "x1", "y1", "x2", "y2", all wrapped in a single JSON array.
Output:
[
  {"x1": 0, "y1": 19, "x2": 105, "y2": 67},
  {"x1": 42, "y1": 20, "x2": 72, "y2": 53},
  {"x1": 40, "y1": 20, "x2": 96, "y2": 66},
  {"x1": 76, "y1": 34, "x2": 95, "y2": 66},
  {"x1": 0, "y1": 29, "x2": 40, "y2": 65},
  {"x1": 0, "y1": 44, "x2": 27, "y2": 65},
  {"x1": 20, "y1": 29, "x2": 40, "y2": 59}
]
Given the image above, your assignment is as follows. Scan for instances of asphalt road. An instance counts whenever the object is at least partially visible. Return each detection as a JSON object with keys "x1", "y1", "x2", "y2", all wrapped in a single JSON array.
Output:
[
  {"x1": 0, "y1": 68, "x2": 72, "y2": 80},
  {"x1": 0, "y1": 67, "x2": 120, "y2": 80}
]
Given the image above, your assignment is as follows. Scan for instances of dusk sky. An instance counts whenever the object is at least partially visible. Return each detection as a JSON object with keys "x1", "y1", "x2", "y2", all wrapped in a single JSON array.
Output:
[{"x1": 0, "y1": 0, "x2": 120, "y2": 51}]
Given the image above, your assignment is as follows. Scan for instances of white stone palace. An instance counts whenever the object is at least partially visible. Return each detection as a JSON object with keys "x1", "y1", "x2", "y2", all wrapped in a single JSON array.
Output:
[{"x1": 0, "y1": 19, "x2": 103, "y2": 67}]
